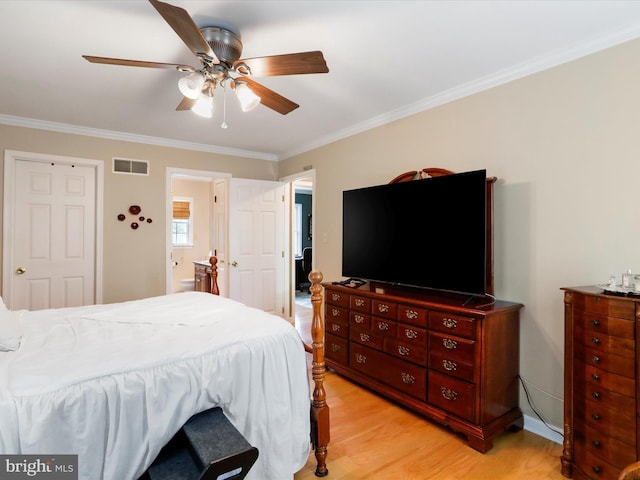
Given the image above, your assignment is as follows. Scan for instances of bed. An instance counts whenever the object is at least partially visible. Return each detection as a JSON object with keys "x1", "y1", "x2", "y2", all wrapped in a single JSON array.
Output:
[{"x1": 0, "y1": 258, "x2": 329, "y2": 480}]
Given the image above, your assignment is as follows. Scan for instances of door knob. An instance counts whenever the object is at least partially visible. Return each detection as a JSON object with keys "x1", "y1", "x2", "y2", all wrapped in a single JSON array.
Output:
[
  {"x1": 16, "y1": 267, "x2": 26, "y2": 274},
  {"x1": 231, "y1": 261, "x2": 238, "y2": 267}
]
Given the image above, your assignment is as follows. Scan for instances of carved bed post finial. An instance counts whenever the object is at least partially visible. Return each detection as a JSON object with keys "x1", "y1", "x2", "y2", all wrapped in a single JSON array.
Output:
[
  {"x1": 309, "y1": 270, "x2": 330, "y2": 477},
  {"x1": 209, "y1": 256, "x2": 219, "y2": 296}
]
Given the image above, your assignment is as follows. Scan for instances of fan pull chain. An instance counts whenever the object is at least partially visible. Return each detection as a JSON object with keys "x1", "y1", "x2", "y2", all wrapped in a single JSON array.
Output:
[{"x1": 221, "y1": 84, "x2": 228, "y2": 129}]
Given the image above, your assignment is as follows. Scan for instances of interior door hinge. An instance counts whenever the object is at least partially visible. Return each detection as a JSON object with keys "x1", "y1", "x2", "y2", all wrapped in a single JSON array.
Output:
[
  {"x1": 282, "y1": 194, "x2": 285, "y2": 202},
  {"x1": 281, "y1": 251, "x2": 285, "y2": 258}
]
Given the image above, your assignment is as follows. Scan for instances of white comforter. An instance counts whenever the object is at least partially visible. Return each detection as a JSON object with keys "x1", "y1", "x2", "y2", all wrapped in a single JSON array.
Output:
[{"x1": 0, "y1": 292, "x2": 311, "y2": 480}]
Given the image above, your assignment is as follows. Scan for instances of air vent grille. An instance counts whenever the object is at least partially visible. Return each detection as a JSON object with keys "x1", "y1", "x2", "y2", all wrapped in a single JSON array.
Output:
[{"x1": 113, "y1": 158, "x2": 149, "y2": 175}]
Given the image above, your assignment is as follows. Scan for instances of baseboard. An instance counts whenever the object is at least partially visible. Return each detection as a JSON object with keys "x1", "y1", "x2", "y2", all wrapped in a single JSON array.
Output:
[{"x1": 523, "y1": 414, "x2": 563, "y2": 445}]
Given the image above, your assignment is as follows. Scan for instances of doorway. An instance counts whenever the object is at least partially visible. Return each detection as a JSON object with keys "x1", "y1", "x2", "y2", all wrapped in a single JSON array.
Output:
[
  {"x1": 165, "y1": 168, "x2": 230, "y2": 297},
  {"x1": 3, "y1": 150, "x2": 104, "y2": 310},
  {"x1": 281, "y1": 170, "x2": 315, "y2": 325}
]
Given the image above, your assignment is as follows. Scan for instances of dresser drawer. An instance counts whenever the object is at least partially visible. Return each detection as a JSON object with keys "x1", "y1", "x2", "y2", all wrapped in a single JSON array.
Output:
[
  {"x1": 350, "y1": 325, "x2": 384, "y2": 350},
  {"x1": 429, "y1": 311, "x2": 477, "y2": 339},
  {"x1": 576, "y1": 310, "x2": 635, "y2": 339},
  {"x1": 397, "y1": 305, "x2": 427, "y2": 328},
  {"x1": 326, "y1": 333, "x2": 348, "y2": 365},
  {"x1": 350, "y1": 311, "x2": 371, "y2": 329},
  {"x1": 428, "y1": 371, "x2": 475, "y2": 422},
  {"x1": 326, "y1": 304, "x2": 349, "y2": 323},
  {"x1": 574, "y1": 343, "x2": 635, "y2": 378},
  {"x1": 575, "y1": 294, "x2": 635, "y2": 320},
  {"x1": 575, "y1": 423, "x2": 636, "y2": 469},
  {"x1": 326, "y1": 317, "x2": 348, "y2": 338},
  {"x1": 325, "y1": 289, "x2": 350, "y2": 308},
  {"x1": 350, "y1": 344, "x2": 427, "y2": 401},
  {"x1": 576, "y1": 397, "x2": 636, "y2": 446},
  {"x1": 575, "y1": 380, "x2": 636, "y2": 414},
  {"x1": 371, "y1": 317, "x2": 397, "y2": 336},
  {"x1": 396, "y1": 323, "x2": 428, "y2": 348},
  {"x1": 573, "y1": 445, "x2": 622, "y2": 480},
  {"x1": 429, "y1": 332, "x2": 475, "y2": 365},
  {"x1": 372, "y1": 299, "x2": 397, "y2": 320},
  {"x1": 429, "y1": 351, "x2": 475, "y2": 382},
  {"x1": 575, "y1": 323, "x2": 634, "y2": 359},
  {"x1": 350, "y1": 295, "x2": 371, "y2": 313},
  {"x1": 384, "y1": 338, "x2": 427, "y2": 366}
]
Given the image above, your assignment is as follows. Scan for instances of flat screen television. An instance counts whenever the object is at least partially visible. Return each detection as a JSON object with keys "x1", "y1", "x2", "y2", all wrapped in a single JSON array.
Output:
[{"x1": 342, "y1": 169, "x2": 488, "y2": 297}]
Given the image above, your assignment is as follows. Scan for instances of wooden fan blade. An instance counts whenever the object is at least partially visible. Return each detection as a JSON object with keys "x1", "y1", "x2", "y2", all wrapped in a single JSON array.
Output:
[
  {"x1": 234, "y1": 51, "x2": 328, "y2": 77},
  {"x1": 83, "y1": 55, "x2": 193, "y2": 71},
  {"x1": 176, "y1": 96, "x2": 195, "y2": 111},
  {"x1": 148, "y1": 0, "x2": 218, "y2": 63},
  {"x1": 241, "y1": 77, "x2": 299, "y2": 115}
]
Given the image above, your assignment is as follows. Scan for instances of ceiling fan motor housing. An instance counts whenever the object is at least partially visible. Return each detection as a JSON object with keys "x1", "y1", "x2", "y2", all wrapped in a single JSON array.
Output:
[{"x1": 200, "y1": 27, "x2": 243, "y2": 66}]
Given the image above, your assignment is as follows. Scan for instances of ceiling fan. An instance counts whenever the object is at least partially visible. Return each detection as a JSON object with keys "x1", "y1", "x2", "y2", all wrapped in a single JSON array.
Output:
[{"x1": 83, "y1": 0, "x2": 329, "y2": 122}]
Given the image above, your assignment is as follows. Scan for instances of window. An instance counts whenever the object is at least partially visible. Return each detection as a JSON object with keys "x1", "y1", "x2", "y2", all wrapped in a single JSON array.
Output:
[
  {"x1": 294, "y1": 203, "x2": 303, "y2": 257},
  {"x1": 172, "y1": 197, "x2": 193, "y2": 247}
]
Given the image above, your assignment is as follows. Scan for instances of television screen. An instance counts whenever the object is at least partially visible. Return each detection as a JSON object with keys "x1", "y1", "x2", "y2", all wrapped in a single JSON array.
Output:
[{"x1": 342, "y1": 169, "x2": 487, "y2": 296}]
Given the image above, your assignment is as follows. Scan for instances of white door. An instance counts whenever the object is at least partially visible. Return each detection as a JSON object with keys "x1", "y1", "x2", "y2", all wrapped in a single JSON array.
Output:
[
  {"x1": 5, "y1": 157, "x2": 98, "y2": 310},
  {"x1": 228, "y1": 178, "x2": 285, "y2": 314}
]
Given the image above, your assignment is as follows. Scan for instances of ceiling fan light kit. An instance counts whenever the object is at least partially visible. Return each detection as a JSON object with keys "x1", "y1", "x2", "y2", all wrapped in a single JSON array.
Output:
[
  {"x1": 177, "y1": 71, "x2": 206, "y2": 99},
  {"x1": 83, "y1": 0, "x2": 329, "y2": 127}
]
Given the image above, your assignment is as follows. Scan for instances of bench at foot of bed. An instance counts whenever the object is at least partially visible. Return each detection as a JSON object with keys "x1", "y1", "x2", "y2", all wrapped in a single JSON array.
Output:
[{"x1": 141, "y1": 407, "x2": 259, "y2": 480}]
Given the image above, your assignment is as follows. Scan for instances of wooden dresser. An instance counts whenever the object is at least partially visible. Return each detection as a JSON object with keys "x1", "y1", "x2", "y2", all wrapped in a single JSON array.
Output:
[
  {"x1": 193, "y1": 261, "x2": 212, "y2": 293},
  {"x1": 324, "y1": 282, "x2": 523, "y2": 452},
  {"x1": 561, "y1": 286, "x2": 639, "y2": 480}
]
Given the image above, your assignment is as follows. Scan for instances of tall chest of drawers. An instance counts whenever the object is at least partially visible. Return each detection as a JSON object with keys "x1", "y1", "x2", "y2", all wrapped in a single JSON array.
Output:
[
  {"x1": 561, "y1": 287, "x2": 639, "y2": 480},
  {"x1": 324, "y1": 282, "x2": 523, "y2": 452}
]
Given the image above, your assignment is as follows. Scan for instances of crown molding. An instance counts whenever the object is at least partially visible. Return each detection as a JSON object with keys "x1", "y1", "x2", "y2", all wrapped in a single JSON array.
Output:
[{"x1": 0, "y1": 114, "x2": 278, "y2": 162}]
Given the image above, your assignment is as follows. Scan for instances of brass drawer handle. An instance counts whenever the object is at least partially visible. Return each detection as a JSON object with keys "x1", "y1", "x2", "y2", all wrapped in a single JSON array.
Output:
[
  {"x1": 591, "y1": 373, "x2": 599, "y2": 381},
  {"x1": 404, "y1": 329, "x2": 418, "y2": 339},
  {"x1": 591, "y1": 319, "x2": 600, "y2": 327},
  {"x1": 359, "y1": 333, "x2": 370, "y2": 342},
  {"x1": 378, "y1": 321, "x2": 389, "y2": 331},
  {"x1": 331, "y1": 324, "x2": 341, "y2": 332},
  {"x1": 442, "y1": 318, "x2": 457, "y2": 329},
  {"x1": 592, "y1": 466, "x2": 601, "y2": 474},
  {"x1": 442, "y1": 338, "x2": 458, "y2": 350},
  {"x1": 331, "y1": 293, "x2": 341, "y2": 302},
  {"x1": 404, "y1": 310, "x2": 418, "y2": 320},
  {"x1": 398, "y1": 345, "x2": 410, "y2": 356},
  {"x1": 354, "y1": 314, "x2": 364, "y2": 324},
  {"x1": 331, "y1": 308, "x2": 341, "y2": 317},
  {"x1": 443, "y1": 359, "x2": 457, "y2": 371},
  {"x1": 591, "y1": 337, "x2": 600, "y2": 345},
  {"x1": 354, "y1": 298, "x2": 365, "y2": 307},
  {"x1": 440, "y1": 387, "x2": 458, "y2": 401},
  {"x1": 591, "y1": 414, "x2": 600, "y2": 421},
  {"x1": 401, "y1": 372, "x2": 415, "y2": 384},
  {"x1": 592, "y1": 440, "x2": 601, "y2": 448},
  {"x1": 592, "y1": 391, "x2": 600, "y2": 399},
  {"x1": 331, "y1": 344, "x2": 341, "y2": 353},
  {"x1": 592, "y1": 355, "x2": 600, "y2": 363},
  {"x1": 378, "y1": 304, "x2": 390, "y2": 313},
  {"x1": 355, "y1": 353, "x2": 367, "y2": 364}
]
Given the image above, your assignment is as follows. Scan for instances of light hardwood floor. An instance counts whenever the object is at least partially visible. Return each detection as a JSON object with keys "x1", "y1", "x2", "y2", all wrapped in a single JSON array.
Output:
[{"x1": 293, "y1": 303, "x2": 565, "y2": 480}]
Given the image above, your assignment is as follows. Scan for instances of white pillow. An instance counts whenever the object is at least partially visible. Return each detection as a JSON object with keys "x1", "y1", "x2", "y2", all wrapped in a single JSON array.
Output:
[{"x1": 0, "y1": 310, "x2": 23, "y2": 352}]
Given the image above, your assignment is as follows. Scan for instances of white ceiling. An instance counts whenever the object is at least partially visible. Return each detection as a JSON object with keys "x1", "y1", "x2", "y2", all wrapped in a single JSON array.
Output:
[{"x1": 1, "y1": 1, "x2": 640, "y2": 161}]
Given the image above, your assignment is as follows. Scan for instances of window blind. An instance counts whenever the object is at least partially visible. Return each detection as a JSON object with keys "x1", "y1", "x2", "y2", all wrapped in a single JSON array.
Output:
[{"x1": 173, "y1": 201, "x2": 190, "y2": 219}]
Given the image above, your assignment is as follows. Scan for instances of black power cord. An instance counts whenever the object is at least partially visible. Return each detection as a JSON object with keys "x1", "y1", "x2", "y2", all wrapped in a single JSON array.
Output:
[{"x1": 518, "y1": 375, "x2": 564, "y2": 439}]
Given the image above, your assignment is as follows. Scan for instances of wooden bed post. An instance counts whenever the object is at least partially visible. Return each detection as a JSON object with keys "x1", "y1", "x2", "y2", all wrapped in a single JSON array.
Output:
[
  {"x1": 207, "y1": 257, "x2": 329, "y2": 477},
  {"x1": 208, "y1": 256, "x2": 219, "y2": 296},
  {"x1": 309, "y1": 270, "x2": 329, "y2": 477}
]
